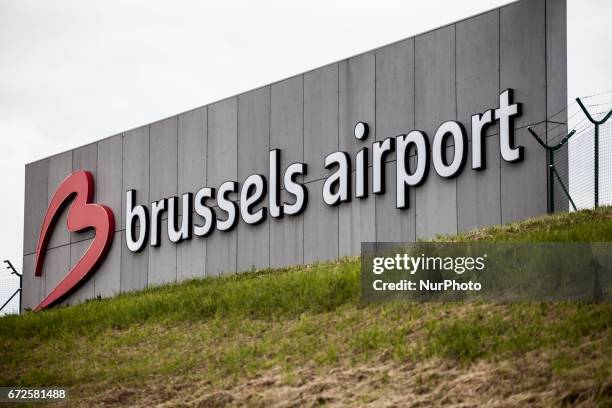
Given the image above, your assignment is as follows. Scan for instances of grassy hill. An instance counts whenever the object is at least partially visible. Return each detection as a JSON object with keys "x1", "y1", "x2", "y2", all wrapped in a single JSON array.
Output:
[{"x1": 1, "y1": 208, "x2": 611, "y2": 407}]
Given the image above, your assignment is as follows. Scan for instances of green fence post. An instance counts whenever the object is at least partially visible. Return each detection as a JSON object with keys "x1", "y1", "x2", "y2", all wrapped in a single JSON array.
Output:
[{"x1": 528, "y1": 127, "x2": 576, "y2": 213}]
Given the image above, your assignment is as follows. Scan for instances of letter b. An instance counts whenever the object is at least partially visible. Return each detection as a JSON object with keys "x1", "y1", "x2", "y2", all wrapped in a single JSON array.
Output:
[{"x1": 126, "y1": 190, "x2": 149, "y2": 252}]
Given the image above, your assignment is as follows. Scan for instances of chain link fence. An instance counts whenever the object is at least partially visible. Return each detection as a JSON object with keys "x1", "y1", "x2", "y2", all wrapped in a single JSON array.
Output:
[
  {"x1": 529, "y1": 91, "x2": 612, "y2": 213},
  {"x1": 0, "y1": 261, "x2": 21, "y2": 316},
  {"x1": 567, "y1": 92, "x2": 612, "y2": 210}
]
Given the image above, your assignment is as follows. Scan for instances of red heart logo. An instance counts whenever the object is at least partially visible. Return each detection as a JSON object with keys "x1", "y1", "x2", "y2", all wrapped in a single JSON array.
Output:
[{"x1": 33, "y1": 170, "x2": 115, "y2": 311}]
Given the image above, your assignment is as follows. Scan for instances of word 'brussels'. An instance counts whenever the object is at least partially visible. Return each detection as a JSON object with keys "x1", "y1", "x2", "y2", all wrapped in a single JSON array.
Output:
[{"x1": 126, "y1": 89, "x2": 522, "y2": 252}]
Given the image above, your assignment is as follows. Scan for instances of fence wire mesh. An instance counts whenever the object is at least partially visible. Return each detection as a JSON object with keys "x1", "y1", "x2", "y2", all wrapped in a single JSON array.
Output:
[
  {"x1": 566, "y1": 93, "x2": 612, "y2": 211},
  {"x1": 0, "y1": 266, "x2": 20, "y2": 316}
]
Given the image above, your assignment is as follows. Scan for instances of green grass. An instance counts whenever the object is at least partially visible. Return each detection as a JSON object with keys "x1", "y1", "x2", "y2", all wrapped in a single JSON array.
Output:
[{"x1": 0, "y1": 207, "x2": 611, "y2": 406}]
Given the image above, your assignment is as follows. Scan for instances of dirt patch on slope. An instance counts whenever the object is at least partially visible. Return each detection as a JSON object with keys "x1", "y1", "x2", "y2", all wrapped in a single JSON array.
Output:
[{"x1": 86, "y1": 351, "x2": 610, "y2": 408}]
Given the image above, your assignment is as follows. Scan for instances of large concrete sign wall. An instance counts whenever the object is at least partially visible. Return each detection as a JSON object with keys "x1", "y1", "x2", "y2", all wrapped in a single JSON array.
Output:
[{"x1": 22, "y1": 0, "x2": 567, "y2": 311}]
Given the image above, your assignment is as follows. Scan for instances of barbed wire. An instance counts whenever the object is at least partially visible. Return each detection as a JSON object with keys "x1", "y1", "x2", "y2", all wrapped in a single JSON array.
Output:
[{"x1": 579, "y1": 89, "x2": 612, "y2": 100}]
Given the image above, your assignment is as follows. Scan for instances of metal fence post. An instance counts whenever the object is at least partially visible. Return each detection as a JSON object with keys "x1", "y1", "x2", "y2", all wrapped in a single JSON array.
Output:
[{"x1": 528, "y1": 127, "x2": 577, "y2": 213}]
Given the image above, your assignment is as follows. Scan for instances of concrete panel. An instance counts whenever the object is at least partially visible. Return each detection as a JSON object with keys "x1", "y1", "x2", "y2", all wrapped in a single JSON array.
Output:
[
  {"x1": 546, "y1": 0, "x2": 568, "y2": 212},
  {"x1": 148, "y1": 220, "x2": 177, "y2": 286},
  {"x1": 120, "y1": 228, "x2": 148, "y2": 292},
  {"x1": 177, "y1": 235, "x2": 206, "y2": 281},
  {"x1": 177, "y1": 105, "x2": 207, "y2": 279},
  {"x1": 415, "y1": 25, "x2": 455, "y2": 142},
  {"x1": 339, "y1": 171, "x2": 375, "y2": 257},
  {"x1": 47, "y1": 151, "x2": 72, "y2": 249},
  {"x1": 23, "y1": 159, "x2": 48, "y2": 255},
  {"x1": 339, "y1": 52, "x2": 375, "y2": 158},
  {"x1": 546, "y1": 0, "x2": 567, "y2": 129},
  {"x1": 456, "y1": 10, "x2": 500, "y2": 138},
  {"x1": 501, "y1": 126, "x2": 548, "y2": 223},
  {"x1": 375, "y1": 38, "x2": 414, "y2": 145},
  {"x1": 375, "y1": 159, "x2": 416, "y2": 242},
  {"x1": 71, "y1": 143, "x2": 97, "y2": 242},
  {"x1": 238, "y1": 86, "x2": 270, "y2": 179},
  {"x1": 416, "y1": 146, "x2": 458, "y2": 239},
  {"x1": 304, "y1": 64, "x2": 339, "y2": 182},
  {"x1": 67, "y1": 238, "x2": 95, "y2": 305},
  {"x1": 304, "y1": 179, "x2": 338, "y2": 263},
  {"x1": 205, "y1": 221, "x2": 237, "y2": 276},
  {"x1": 94, "y1": 230, "x2": 121, "y2": 298},
  {"x1": 97, "y1": 134, "x2": 123, "y2": 231},
  {"x1": 237, "y1": 220, "x2": 269, "y2": 272},
  {"x1": 415, "y1": 25, "x2": 457, "y2": 239},
  {"x1": 122, "y1": 126, "x2": 149, "y2": 229},
  {"x1": 178, "y1": 107, "x2": 207, "y2": 196},
  {"x1": 269, "y1": 189, "x2": 303, "y2": 268},
  {"x1": 21, "y1": 254, "x2": 43, "y2": 312},
  {"x1": 207, "y1": 98, "x2": 238, "y2": 188},
  {"x1": 150, "y1": 117, "x2": 178, "y2": 204},
  {"x1": 271, "y1": 75, "x2": 303, "y2": 169},
  {"x1": 500, "y1": 0, "x2": 546, "y2": 128},
  {"x1": 72, "y1": 143, "x2": 97, "y2": 175},
  {"x1": 236, "y1": 86, "x2": 271, "y2": 272},
  {"x1": 457, "y1": 135, "x2": 502, "y2": 232},
  {"x1": 43, "y1": 245, "x2": 70, "y2": 300}
]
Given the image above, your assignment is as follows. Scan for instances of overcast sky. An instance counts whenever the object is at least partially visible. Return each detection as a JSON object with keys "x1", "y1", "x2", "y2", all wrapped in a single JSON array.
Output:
[{"x1": 0, "y1": 0, "x2": 611, "y2": 314}]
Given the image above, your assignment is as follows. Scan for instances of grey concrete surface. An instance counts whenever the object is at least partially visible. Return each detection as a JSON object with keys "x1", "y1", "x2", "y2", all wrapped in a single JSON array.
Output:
[
  {"x1": 121, "y1": 126, "x2": 150, "y2": 229},
  {"x1": 414, "y1": 26, "x2": 458, "y2": 239},
  {"x1": 271, "y1": 75, "x2": 304, "y2": 169},
  {"x1": 375, "y1": 158, "x2": 417, "y2": 242},
  {"x1": 237, "y1": 219, "x2": 269, "y2": 272},
  {"x1": 546, "y1": 0, "x2": 569, "y2": 213},
  {"x1": 71, "y1": 143, "x2": 97, "y2": 242},
  {"x1": 339, "y1": 52, "x2": 375, "y2": 159},
  {"x1": 236, "y1": 86, "x2": 271, "y2": 272},
  {"x1": 304, "y1": 64, "x2": 339, "y2": 182},
  {"x1": 94, "y1": 230, "x2": 122, "y2": 298},
  {"x1": 150, "y1": 117, "x2": 178, "y2": 203},
  {"x1": 67, "y1": 238, "x2": 95, "y2": 304},
  {"x1": 546, "y1": 0, "x2": 567, "y2": 129},
  {"x1": 339, "y1": 170, "x2": 375, "y2": 256},
  {"x1": 205, "y1": 224, "x2": 237, "y2": 276},
  {"x1": 120, "y1": 227, "x2": 148, "y2": 292},
  {"x1": 238, "y1": 86, "x2": 271, "y2": 179},
  {"x1": 22, "y1": 0, "x2": 565, "y2": 309},
  {"x1": 177, "y1": 234, "x2": 206, "y2": 281},
  {"x1": 375, "y1": 39, "x2": 414, "y2": 146},
  {"x1": 500, "y1": 0, "x2": 546, "y2": 129},
  {"x1": 47, "y1": 151, "x2": 72, "y2": 249},
  {"x1": 456, "y1": 10, "x2": 500, "y2": 138},
  {"x1": 178, "y1": 107, "x2": 207, "y2": 197},
  {"x1": 415, "y1": 165, "x2": 458, "y2": 239},
  {"x1": 501, "y1": 125, "x2": 548, "y2": 223},
  {"x1": 42, "y1": 244, "x2": 69, "y2": 299},
  {"x1": 457, "y1": 136, "x2": 502, "y2": 231},
  {"x1": 269, "y1": 189, "x2": 304, "y2": 268},
  {"x1": 97, "y1": 135, "x2": 123, "y2": 232},
  {"x1": 148, "y1": 220, "x2": 177, "y2": 285},
  {"x1": 21, "y1": 254, "x2": 42, "y2": 311},
  {"x1": 23, "y1": 158, "x2": 48, "y2": 255},
  {"x1": 415, "y1": 25, "x2": 455, "y2": 143},
  {"x1": 207, "y1": 98, "x2": 238, "y2": 190},
  {"x1": 304, "y1": 179, "x2": 338, "y2": 263}
]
